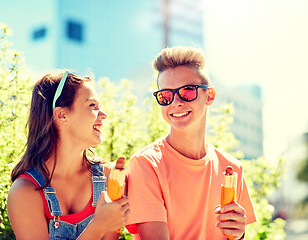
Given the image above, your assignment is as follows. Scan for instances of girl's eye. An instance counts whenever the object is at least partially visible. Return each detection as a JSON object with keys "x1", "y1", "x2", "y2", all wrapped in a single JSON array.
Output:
[{"x1": 89, "y1": 103, "x2": 96, "y2": 107}]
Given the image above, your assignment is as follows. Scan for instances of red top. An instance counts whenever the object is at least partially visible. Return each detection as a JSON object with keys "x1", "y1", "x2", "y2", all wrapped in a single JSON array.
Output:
[{"x1": 19, "y1": 173, "x2": 95, "y2": 224}]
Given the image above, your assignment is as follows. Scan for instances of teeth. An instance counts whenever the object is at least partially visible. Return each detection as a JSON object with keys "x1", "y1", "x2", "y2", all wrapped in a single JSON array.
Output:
[
  {"x1": 172, "y1": 112, "x2": 189, "y2": 117},
  {"x1": 94, "y1": 125, "x2": 101, "y2": 131}
]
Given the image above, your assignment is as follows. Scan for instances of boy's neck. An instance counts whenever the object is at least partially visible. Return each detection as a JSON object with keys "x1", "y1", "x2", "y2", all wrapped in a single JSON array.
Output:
[{"x1": 166, "y1": 129, "x2": 207, "y2": 160}]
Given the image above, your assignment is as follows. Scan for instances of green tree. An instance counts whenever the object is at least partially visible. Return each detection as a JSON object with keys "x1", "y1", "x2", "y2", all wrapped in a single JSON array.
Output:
[
  {"x1": 95, "y1": 77, "x2": 150, "y2": 162},
  {"x1": 0, "y1": 23, "x2": 31, "y2": 239},
  {"x1": 207, "y1": 102, "x2": 243, "y2": 159},
  {"x1": 207, "y1": 103, "x2": 286, "y2": 240},
  {"x1": 208, "y1": 103, "x2": 286, "y2": 240},
  {"x1": 295, "y1": 136, "x2": 308, "y2": 217},
  {"x1": 296, "y1": 137, "x2": 308, "y2": 183},
  {"x1": 243, "y1": 157, "x2": 286, "y2": 240}
]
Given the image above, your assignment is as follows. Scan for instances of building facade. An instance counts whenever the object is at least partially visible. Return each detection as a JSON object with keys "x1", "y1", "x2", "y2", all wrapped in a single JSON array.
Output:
[
  {"x1": 1, "y1": 0, "x2": 203, "y2": 81},
  {"x1": 1, "y1": 0, "x2": 262, "y2": 159},
  {"x1": 211, "y1": 79, "x2": 263, "y2": 159}
]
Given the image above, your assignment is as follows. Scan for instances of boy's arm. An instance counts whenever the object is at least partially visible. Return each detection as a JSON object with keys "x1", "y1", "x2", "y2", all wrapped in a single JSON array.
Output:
[
  {"x1": 137, "y1": 222, "x2": 169, "y2": 240},
  {"x1": 126, "y1": 156, "x2": 168, "y2": 234}
]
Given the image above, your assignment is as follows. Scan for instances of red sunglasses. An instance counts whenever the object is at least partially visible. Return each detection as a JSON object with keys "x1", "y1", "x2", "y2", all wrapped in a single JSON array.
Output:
[{"x1": 153, "y1": 84, "x2": 209, "y2": 106}]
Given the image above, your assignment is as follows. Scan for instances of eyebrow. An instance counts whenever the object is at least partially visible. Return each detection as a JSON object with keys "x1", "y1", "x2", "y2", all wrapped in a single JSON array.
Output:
[{"x1": 86, "y1": 97, "x2": 98, "y2": 102}]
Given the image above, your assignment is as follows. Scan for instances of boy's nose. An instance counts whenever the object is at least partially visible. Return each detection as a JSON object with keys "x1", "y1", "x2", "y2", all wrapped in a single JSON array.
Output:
[{"x1": 172, "y1": 93, "x2": 184, "y2": 107}]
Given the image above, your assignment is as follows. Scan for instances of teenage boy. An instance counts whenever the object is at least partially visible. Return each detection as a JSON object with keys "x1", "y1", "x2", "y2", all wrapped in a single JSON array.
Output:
[{"x1": 126, "y1": 46, "x2": 257, "y2": 240}]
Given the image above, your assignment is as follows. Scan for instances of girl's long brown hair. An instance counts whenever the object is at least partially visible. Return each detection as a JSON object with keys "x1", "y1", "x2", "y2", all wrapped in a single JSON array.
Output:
[{"x1": 11, "y1": 71, "x2": 95, "y2": 188}]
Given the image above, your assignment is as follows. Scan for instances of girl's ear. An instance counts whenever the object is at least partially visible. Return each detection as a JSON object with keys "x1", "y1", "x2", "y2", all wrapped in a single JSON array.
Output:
[
  {"x1": 53, "y1": 107, "x2": 68, "y2": 124},
  {"x1": 206, "y1": 88, "x2": 216, "y2": 106}
]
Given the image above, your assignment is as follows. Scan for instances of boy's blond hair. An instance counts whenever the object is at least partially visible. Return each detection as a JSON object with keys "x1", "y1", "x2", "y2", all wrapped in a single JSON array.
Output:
[{"x1": 153, "y1": 46, "x2": 211, "y2": 86}]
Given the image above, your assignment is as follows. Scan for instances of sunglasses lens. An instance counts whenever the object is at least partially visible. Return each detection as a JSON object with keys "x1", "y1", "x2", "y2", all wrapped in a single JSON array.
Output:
[
  {"x1": 179, "y1": 86, "x2": 197, "y2": 101},
  {"x1": 156, "y1": 90, "x2": 173, "y2": 106}
]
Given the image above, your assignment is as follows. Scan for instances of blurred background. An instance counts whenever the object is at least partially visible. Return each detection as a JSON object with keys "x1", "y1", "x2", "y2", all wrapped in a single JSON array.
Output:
[{"x1": 1, "y1": 0, "x2": 307, "y2": 239}]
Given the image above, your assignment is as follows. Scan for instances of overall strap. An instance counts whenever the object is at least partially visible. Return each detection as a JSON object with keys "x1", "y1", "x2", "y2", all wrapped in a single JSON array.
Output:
[
  {"x1": 27, "y1": 167, "x2": 47, "y2": 187},
  {"x1": 91, "y1": 163, "x2": 106, "y2": 206},
  {"x1": 26, "y1": 168, "x2": 62, "y2": 217},
  {"x1": 43, "y1": 187, "x2": 62, "y2": 217}
]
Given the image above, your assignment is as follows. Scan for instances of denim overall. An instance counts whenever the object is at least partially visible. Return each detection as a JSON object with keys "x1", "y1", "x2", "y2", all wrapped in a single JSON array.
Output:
[{"x1": 26, "y1": 164, "x2": 106, "y2": 240}]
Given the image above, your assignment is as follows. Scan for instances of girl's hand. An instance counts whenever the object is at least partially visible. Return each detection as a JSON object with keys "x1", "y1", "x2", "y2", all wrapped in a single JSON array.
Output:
[
  {"x1": 215, "y1": 203, "x2": 246, "y2": 239},
  {"x1": 92, "y1": 191, "x2": 130, "y2": 233}
]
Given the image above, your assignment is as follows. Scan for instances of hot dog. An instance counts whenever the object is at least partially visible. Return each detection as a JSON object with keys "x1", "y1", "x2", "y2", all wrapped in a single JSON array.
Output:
[
  {"x1": 220, "y1": 166, "x2": 238, "y2": 240},
  {"x1": 107, "y1": 157, "x2": 126, "y2": 233}
]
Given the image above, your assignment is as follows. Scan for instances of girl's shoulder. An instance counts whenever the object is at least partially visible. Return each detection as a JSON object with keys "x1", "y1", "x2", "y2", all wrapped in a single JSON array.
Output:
[
  {"x1": 8, "y1": 177, "x2": 45, "y2": 218},
  {"x1": 8, "y1": 177, "x2": 49, "y2": 239},
  {"x1": 9, "y1": 176, "x2": 40, "y2": 197}
]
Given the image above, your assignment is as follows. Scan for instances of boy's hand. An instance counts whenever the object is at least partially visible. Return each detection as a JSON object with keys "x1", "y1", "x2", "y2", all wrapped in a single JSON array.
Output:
[{"x1": 215, "y1": 202, "x2": 246, "y2": 239}]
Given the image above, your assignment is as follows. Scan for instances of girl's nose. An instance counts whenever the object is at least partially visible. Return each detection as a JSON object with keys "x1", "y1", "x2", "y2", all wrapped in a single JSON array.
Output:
[{"x1": 98, "y1": 110, "x2": 107, "y2": 119}]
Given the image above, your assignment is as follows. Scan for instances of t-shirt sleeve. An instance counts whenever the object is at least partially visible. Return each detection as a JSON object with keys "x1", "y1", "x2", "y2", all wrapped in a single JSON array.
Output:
[
  {"x1": 126, "y1": 155, "x2": 167, "y2": 233},
  {"x1": 238, "y1": 171, "x2": 258, "y2": 225}
]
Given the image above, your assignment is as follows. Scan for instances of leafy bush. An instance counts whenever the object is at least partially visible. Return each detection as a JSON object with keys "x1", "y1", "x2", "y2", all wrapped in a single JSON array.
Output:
[
  {"x1": 207, "y1": 103, "x2": 286, "y2": 240},
  {"x1": 0, "y1": 163, "x2": 15, "y2": 240},
  {"x1": 0, "y1": 23, "x2": 30, "y2": 240},
  {"x1": 243, "y1": 157, "x2": 286, "y2": 240}
]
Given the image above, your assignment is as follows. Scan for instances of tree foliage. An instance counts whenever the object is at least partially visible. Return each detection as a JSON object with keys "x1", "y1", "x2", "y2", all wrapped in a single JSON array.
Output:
[
  {"x1": 207, "y1": 104, "x2": 286, "y2": 240},
  {"x1": 296, "y1": 140, "x2": 308, "y2": 183},
  {"x1": 0, "y1": 23, "x2": 286, "y2": 239},
  {"x1": 0, "y1": 23, "x2": 31, "y2": 239}
]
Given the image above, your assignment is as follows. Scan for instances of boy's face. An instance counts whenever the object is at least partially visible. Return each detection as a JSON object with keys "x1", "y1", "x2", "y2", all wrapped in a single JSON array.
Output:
[{"x1": 157, "y1": 65, "x2": 215, "y2": 132}]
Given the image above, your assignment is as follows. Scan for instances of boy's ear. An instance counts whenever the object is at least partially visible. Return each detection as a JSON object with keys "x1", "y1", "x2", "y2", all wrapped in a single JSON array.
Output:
[
  {"x1": 206, "y1": 88, "x2": 216, "y2": 105},
  {"x1": 53, "y1": 107, "x2": 68, "y2": 123}
]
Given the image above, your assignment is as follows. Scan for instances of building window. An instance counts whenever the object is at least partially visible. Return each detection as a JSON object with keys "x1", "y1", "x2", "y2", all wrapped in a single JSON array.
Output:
[
  {"x1": 32, "y1": 27, "x2": 47, "y2": 40},
  {"x1": 66, "y1": 20, "x2": 83, "y2": 42}
]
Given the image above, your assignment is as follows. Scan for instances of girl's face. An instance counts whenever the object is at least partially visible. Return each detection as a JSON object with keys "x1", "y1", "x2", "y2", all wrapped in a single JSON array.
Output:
[
  {"x1": 65, "y1": 82, "x2": 107, "y2": 148},
  {"x1": 157, "y1": 66, "x2": 215, "y2": 132}
]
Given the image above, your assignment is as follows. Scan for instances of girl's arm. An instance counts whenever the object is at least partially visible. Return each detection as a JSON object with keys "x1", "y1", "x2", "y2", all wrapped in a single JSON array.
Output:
[{"x1": 7, "y1": 178, "x2": 49, "y2": 240}]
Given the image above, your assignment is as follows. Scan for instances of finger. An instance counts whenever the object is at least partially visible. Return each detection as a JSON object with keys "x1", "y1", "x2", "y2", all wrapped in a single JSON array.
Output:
[
  {"x1": 216, "y1": 219, "x2": 245, "y2": 230},
  {"x1": 216, "y1": 220, "x2": 245, "y2": 239},
  {"x1": 215, "y1": 205, "x2": 221, "y2": 214},
  {"x1": 124, "y1": 208, "x2": 131, "y2": 220},
  {"x1": 220, "y1": 202, "x2": 245, "y2": 215},
  {"x1": 220, "y1": 228, "x2": 244, "y2": 239},
  {"x1": 217, "y1": 211, "x2": 247, "y2": 223},
  {"x1": 97, "y1": 191, "x2": 107, "y2": 204},
  {"x1": 121, "y1": 202, "x2": 130, "y2": 212},
  {"x1": 115, "y1": 196, "x2": 129, "y2": 206}
]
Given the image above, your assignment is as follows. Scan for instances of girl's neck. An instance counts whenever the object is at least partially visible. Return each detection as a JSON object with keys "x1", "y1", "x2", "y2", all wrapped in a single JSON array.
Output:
[{"x1": 46, "y1": 142, "x2": 86, "y2": 178}]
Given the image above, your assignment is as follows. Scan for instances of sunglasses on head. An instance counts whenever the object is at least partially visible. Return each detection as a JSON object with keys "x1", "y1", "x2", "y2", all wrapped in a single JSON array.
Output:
[{"x1": 153, "y1": 84, "x2": 209, "y2": 106}]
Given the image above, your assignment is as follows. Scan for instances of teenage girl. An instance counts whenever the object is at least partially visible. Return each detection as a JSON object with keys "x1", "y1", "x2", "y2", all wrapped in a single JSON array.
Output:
[{"x1": 7, "y1": 71, "x2": 130, "y2": 239}]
